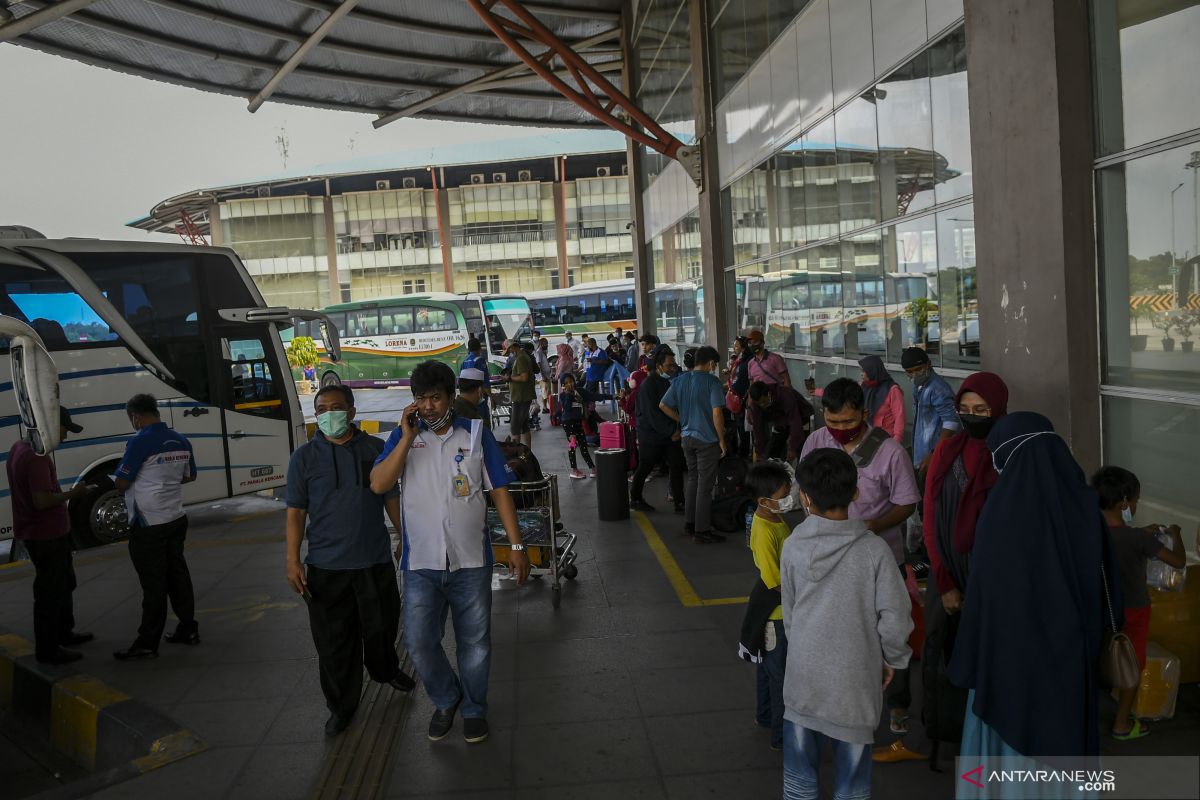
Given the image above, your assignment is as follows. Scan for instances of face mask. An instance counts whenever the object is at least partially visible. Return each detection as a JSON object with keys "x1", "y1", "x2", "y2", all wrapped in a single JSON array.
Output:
[
  {"x1": 770, "y1": 494, "x2": 796, "y2": 514},
  {"x1": 959, "y1": 413, "x2": 995, "y2": 440},
  {"x1": 991, "y1": 431, "x2": 1052, "y2": 474},
  {"x1": 422, "y1": 407, "x2": 454, "y2": 432},
  {"x1": 828, "y1": 422, "x2": 864, "y2": 445},
  {"x1": 751, "y1": 342, "x2": 763, "y2": 353},
  {"x1": 1121, "y1": 505, "x2": 1134, "y2": 526},
  {"x1": 910, "y1": 368, "x2": 931, "y2": 386},
  {"x1": 316, "y1": 410, "x2": 350, "y2": 438}
]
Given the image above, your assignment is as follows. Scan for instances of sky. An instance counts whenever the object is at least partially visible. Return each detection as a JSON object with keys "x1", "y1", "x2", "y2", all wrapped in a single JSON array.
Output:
[{"x1": 0, "y1": 46, "x2": 545, "y2": 242}]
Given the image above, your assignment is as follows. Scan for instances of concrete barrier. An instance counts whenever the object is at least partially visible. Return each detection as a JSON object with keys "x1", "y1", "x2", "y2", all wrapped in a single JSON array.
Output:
[{"x1": 0, "y1": 631, "x2": 205, "y2": 790}]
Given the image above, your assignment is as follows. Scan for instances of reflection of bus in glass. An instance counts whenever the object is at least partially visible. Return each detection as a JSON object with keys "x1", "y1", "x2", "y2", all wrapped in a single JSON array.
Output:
[
  {"x1": 525, "y1": 279, "x2": 636, "y2": 355},
  {"x1": 0, "y1": 236, "x2": 336, "y2": 546},
  {"x1": 759, "y1": 271, "x2": 934, "y2": 356},
  {"x1": 652, "y1": 280, "x2": 700, "y2": 346},
  {"x1": 300, "y1": 293, "x2": 532, "y2": 388}
]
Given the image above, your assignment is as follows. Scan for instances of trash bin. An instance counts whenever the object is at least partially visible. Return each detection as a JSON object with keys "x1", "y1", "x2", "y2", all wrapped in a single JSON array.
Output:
[{"x1": 595, "y1": 448, "x2": 629, "y2": 521}]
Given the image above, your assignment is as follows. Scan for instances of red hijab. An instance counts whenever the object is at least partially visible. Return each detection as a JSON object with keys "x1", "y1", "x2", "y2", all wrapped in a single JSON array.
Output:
[{"x1": 923, "y1": 372, "x2": 1009, "y2": 556}]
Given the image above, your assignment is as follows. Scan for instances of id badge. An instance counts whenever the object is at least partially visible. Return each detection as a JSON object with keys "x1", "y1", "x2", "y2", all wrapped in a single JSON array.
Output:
[{"x1": 453, "y1": 473, "x2": 470, "y2": 497}]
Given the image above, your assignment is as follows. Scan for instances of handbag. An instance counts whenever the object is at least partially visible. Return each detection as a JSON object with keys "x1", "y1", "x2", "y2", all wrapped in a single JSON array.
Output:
[
  {"x1": 1098, "y1": 563, "x2": 1141, "y2": 690},
  {"x1": 725, "y1": 388, "x2": 743, "y2": 415}
]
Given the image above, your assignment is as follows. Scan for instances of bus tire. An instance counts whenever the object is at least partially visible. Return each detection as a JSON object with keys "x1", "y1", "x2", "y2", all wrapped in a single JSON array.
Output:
[
  {"x1": 69, "y1": 472, "x2": 129, "y2": 549},
  {"x1": 320, "y1": 370, "x2": 342, "y2": 387}
]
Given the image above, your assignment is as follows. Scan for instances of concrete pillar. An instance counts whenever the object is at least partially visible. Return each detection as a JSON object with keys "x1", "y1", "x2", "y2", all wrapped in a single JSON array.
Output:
[
  {"x1": 621, "y1": 0, "x2": 654, "y2": 336},
  {"x1": 207, "y1": 201, "x2": 222, "y2": 246},
  {"x1": 321, "y1": 194, "x2": 343, "y2": 306},
  {"x1": 553, "y1": 171, "x2": 570, "y2": 289},
  {"x1": 433, "y1": 178, "x2": 454, "y2": 293},
  {"x1": 965, "y1": 0, "x2": 1100, "y2": 469},
  {"x1": 688, "y1": 0, "x2": 732, "y2": 351}
]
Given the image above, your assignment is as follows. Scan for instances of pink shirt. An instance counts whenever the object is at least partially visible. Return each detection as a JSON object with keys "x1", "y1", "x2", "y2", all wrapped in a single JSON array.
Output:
[
  {"x1": 871, "y1": 385, "x2": 906, "y2": 441},
  {"x1": 800, "y1": 426, "x2": 920, "y2": 564},
  {"x1": 747, "y1": 351, "x2": 789, "y2": 386}
]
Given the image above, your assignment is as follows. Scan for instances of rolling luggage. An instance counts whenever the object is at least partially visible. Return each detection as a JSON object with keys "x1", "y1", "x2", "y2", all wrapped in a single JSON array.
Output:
[{"x1": 599, "y1": 421, "x2": 626, "y2": 450}]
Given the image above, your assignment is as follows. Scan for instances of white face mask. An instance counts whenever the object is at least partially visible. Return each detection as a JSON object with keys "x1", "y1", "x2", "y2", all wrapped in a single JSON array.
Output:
[
  {"x1": 991, "y1": 431, "x2": 1053, "y2": 474},
  {"x1": 1121, "y1": 505, "x2": 1134, "y2": 526},
  {"x1": 766, "y1": 494, "x2": 796, "y2": 514}
]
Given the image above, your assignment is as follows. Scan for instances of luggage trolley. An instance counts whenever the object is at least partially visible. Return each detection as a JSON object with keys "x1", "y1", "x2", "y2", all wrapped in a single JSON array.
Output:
[
  {"x1": 486, "y1": 473, "x2": 579, "y2": 608},
  {"x1": 489, "y1": 385, "x2": 513, "y2": 429}
]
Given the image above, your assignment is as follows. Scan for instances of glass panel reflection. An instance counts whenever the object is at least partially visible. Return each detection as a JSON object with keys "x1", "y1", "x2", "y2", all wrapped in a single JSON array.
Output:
[
  {"x1": 836, "y1": 96, "x2": 882, "y2": 234},
  {"x1": 884, "y1": 215, "x2": 940, "y2": 365},
  {"x1": 1098, "y1": 144, "x2": 1200, "y2": 393},
  {"x1": 1103, "y1": 395, "x2": 1200, "y2": 531},
  {"x1": 876, "y1": 52, "x2": 936, "y2": 219},
  {"x1": 930, "y1": 27, "x2": 972, "y2": 204},
  {"x1": 803, "y1": 116, "x2": 840, "y2": 242},
  {"x1": 775, "y1": 145, "x2": 807, "y2": 251},
  {"x1": 842, "y1": 230, "x2": 886, "y2": 360},
  {"x1": 730, "y1": 163, "x2": 772, "y2": 265},
  {"x1": 936, "y1": 207, "x2": 980, "y2": 369}
]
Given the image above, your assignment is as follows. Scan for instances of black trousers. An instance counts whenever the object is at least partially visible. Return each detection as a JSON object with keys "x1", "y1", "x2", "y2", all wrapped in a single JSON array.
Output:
[
  {"x1": 128, "y1": 516, "x2": 196, "y2": 651},
  {"x1": 306, "y1": 562, "x2": 402, "y2": 719},
  {"x1": 630, "y1": 435, "x2": 684, "y2": 506},
  {"x1": 24, "y1": 536, "x2": 77, "y2": 658}
]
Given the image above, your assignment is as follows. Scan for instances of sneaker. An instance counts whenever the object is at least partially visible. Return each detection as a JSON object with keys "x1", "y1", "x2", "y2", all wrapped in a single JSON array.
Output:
[
  {"x1": 428, "y1": 698, "x2": 461, "y2": 742},
  {"x1": 871, "y1": 741, "x2": 926, "y2": 763},
  {"x1": 693, "y1": 531, "x2": 718, "y2": 544},
  {"x1": 324, "y1": 713, "x2": 353, "y2": 738},
  {"x1": 35, "y1": 647, "x2": 83, "y2": 665},
  {"x1": 113, "y1": 645, "x2": 158, "y2": 661},
  {"x1": 569, "y1": 469, "x2": 586, "y2": 480},
  {"x1": 463, "y1": 717, "x2": 490, "y2": 744},
  {"x1": 164, "y1": 628, "x2": 200, "y2": 645},
  {"x1": 60, "y1": 631, "x2": 94, "y2": 647},
  {"x1": 388, "y1": 672, "x2": 416, "y2": 692},
  {"x1": 589, "y1": 469, "x2": 597, "y2": 477},
  {"x1": 629, "y1": 498, "x2": 656, "y2": 512}
]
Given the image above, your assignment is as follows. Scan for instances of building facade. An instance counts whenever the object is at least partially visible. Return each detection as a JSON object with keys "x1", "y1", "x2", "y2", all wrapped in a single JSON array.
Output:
[{"x1": 625, "y1": 0, "x2": 1199, "y2": 530}]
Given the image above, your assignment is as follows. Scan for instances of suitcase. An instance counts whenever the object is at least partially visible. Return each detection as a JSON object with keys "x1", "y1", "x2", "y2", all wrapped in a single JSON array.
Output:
[
  {"x1": 548, "y1": 394, "x2": 560, "y2": 427},
  {"x1": 599, "y1": 420, "x2": 626, "y2": 450}
]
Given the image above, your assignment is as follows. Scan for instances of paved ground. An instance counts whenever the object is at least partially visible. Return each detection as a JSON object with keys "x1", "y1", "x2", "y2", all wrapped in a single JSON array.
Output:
[{"x1": 0, "y1": 398, "x2": 1197, "y2": 799}]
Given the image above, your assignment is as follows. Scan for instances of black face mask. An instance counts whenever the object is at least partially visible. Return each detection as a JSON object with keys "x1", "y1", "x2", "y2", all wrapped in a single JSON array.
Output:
[{"x1": 959, "y1": 413, "x2": 995, "y2": 440}]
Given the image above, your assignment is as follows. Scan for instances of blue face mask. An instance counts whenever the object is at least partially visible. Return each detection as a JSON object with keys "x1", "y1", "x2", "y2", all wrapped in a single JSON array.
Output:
[
  {"x1": 1121, "y1": 505, "x2": 1134, "y2": 526},
  {"x1": 316, "y1": 410, "x2": 350, "y2": 438}
]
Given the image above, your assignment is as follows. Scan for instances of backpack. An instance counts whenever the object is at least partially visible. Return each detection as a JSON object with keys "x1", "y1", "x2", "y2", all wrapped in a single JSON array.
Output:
[{"x1": 710, "y1": 455, "x2": 754, "y2": 533}]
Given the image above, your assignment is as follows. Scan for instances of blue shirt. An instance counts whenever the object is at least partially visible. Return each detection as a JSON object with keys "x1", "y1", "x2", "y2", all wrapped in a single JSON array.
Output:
[
  {"x1": 286, "y1": 429, "x2": 398, "y2": 570},
  {"x1": 911, "y1": 372, "x2": 960, "y2": 465},
  {"x1": 115, "y1": 422, "x2": 196, "y2": 526},
  {"x1": 585, "y1": 348, "x2": 611, "y2": 382},
  {"x1": 660, "y1": 369, "x2": 725, "y2": 444},
  {"x1": 376, "y1": 416, "x2": 515, "y2": 571}
]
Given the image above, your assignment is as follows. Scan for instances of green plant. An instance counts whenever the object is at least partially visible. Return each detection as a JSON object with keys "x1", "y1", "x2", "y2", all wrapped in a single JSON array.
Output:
[
  {"x1": 286, "y1": 336, "x2": 319, "y2": 369},
  {"x1": 1131, "y1": 304, "x2": 1152, "y2": 335},
  {"x1": 1150, "y1": 312, "x2": 1176, "y2": 338},
  {"x1": 1176, "y1": 312, "x2": 1196, "y2": 343},
  {"x1": 905, "y1": 297, "x2": 938, "y2": 341}
]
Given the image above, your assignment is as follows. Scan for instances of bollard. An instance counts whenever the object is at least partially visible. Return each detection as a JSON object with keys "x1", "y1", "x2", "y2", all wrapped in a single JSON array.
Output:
[{"x1": 595, "y1": 448, "x2": 630, "y2": 521}]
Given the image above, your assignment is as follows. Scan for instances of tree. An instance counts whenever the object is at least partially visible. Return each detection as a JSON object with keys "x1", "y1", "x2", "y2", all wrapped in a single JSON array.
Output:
[
  {"x1": 904, "y1": 297, "x2": 938, "y2": 344},
  {"x1": 286, "y1": 336, "x2": 319, "y2": 369}
]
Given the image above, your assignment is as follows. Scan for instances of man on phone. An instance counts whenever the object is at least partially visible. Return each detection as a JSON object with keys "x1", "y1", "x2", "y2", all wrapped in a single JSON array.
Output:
[
  {"x1": 285, "y1": 385, "x2": 414, "y2": 738},
  {"x1": 6, "y1": 408, "x2": 95, "y2": 664},
  {"x1": 371, "y1": 361, "x2": 529, "y2": 745}
]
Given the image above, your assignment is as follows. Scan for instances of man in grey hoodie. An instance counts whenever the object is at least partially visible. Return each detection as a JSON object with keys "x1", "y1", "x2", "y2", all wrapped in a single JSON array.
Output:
[{"x1": 780, "y1": 448, "x2": 912, "y2": 800}]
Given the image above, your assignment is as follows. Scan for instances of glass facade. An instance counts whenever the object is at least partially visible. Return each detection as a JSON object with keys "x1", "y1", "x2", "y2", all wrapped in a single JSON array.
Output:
[{"x1": 1092, "y1": 0, "x2": 1200, "y2": 527}]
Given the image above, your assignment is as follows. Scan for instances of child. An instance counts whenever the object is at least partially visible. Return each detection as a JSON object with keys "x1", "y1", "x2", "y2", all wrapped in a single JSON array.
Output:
[
  {"x1": 1091, "y1": 466, "x2": 1186, "y2": 740},
  {"x1": 781, "y1": 448, "x2": 912, "y2": 800},
  {"x1": 741, "y1": 461, "x2": 797, "y2": 751},
  {"x1": 553, "y1": 373, "x2": 596, "y2": 479}
]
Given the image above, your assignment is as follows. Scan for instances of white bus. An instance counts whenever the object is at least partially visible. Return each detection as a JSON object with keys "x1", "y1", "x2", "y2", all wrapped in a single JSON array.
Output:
[
  {"x1": 525, "y1": 278, "x2": 637, "y2": 358},
  {"x1": 0, "y1": 234, "x2": 338, "y2": 547}
]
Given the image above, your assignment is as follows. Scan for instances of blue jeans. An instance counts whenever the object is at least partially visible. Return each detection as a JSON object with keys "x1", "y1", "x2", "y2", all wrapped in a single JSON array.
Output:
[
  {"x1": 403, "y1": 566, "x2": 492, "y2": 718},
  {"x1": 783, "y1": 721, "x2": 872, "y2": 800},
  {"x1": 761, "y1": 620, "x2": 787, "y2": 748}
]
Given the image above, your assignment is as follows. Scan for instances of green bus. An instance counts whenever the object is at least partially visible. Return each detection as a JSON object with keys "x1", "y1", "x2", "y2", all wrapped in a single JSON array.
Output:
[{"x1": 293, "y1": 292, "x2": 532, "y2": 388}]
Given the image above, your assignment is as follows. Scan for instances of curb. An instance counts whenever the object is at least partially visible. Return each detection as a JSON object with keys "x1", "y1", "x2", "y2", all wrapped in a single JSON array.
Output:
[
  {"x1": 304, "y1": 419, "x2": 398, "y2": 439},
  {"x1": 0, "y1": 631, "x2": 206, "y2": 793}
]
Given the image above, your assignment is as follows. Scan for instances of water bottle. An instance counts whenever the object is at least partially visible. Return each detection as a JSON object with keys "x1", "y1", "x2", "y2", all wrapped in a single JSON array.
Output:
[
  {"x1": 491, "y1": 570, "x2": 501, "y2": 591},
  {"x1": 745, "y1": 508, "x2": 755, "y2": 548}
]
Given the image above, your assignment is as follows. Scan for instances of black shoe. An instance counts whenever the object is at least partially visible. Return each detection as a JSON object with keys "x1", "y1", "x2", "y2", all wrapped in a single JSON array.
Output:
[
  {"x1": 463, "y1": 717, "x2": 489, "y2": 744},
  {"x1": 60, "y1": 631, "x2": 94, "y2": 647},
  {"x1": 388, "y1": 672, "x2": 416, "y2": 692},
  {"x1": 693, "y1": 530, "x2": 720, "y2": 544},
  {"x1": 113, "y1": 646, "x2": 158, "y2": 661},
  {"x1": 629, "y1": 498, "x2": 656, "y2": 512},
  {"x1": 324, "y1": 713, "x2": 353, "y2": 738},
  {"x1": 36, "y1": 647, "x2": 83, "y2": 665},
  {"x1": 428, "y1": 698, "x2": 461, "y2": 741},
  {"x1": 706, "y1": 530, "x2": 727, "y2": 543},
  {"x1": 673, "y1": 504, "x2": 685, "y2": 515},
  {"x1": 164, "y1": 628, "x2": 201, "y2": 645}
]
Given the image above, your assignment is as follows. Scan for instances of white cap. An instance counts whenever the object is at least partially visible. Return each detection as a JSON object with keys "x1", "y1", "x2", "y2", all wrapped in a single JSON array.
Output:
[{"x1": 459, "y1": 368, "x2": 486, "y2": 382}]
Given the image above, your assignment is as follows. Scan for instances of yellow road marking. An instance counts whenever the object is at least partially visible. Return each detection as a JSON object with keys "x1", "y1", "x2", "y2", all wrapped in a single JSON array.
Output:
[{"x1": 632, "y1": 512, "x2": 748, "y2": 608}]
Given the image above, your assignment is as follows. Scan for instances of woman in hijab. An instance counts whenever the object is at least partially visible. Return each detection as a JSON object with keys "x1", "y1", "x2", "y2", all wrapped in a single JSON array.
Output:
[
  {"x1": 858, "y1": 355, "x2": 904, "y2": 441},
  {"x1": 554, "y1": 342, "x2": 576, "y2": 382},
  {"x1": 917, "y1": 372, "x2": 1007, "y2": 760},
  {"x1": 948, "y1": 412, "x2": 1119, "y2": 767}
]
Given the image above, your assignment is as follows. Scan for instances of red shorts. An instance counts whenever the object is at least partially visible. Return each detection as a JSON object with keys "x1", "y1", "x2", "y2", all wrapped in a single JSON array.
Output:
[{"x1": 1123, "y1": 605, "x2": 1151, "y2": 671}]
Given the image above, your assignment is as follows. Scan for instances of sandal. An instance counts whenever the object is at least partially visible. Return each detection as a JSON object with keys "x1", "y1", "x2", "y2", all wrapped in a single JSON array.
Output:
[{"x1": 1111, "y1": 720, "x2": 1150, "y2": 740}]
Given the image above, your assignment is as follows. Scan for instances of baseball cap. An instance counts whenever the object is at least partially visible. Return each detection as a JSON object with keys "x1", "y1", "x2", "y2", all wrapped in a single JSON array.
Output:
[
  {"x1": 746, "y1": 330, "x2": 765, "y2": 344},
  {"x1": 901, "y1": 347, "x2": 931, "y2": 369},
  {"x1": 60, "y1": 406, "x2": 83, "y2": 434}
]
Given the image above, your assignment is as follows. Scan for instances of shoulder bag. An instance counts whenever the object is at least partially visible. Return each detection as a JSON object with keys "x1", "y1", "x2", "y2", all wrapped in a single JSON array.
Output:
[{"x1": 1098, "y1": 562, "x2": 1141, "y2": 690}]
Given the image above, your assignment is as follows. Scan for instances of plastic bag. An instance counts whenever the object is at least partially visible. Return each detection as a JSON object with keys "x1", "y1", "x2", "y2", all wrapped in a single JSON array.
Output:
[{"x1": 1146, "y1": 527, "x2": 1187, "y2": 592}]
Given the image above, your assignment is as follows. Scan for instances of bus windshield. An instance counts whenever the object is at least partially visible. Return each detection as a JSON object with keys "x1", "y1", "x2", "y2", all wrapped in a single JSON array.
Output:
[{"x1": 481, "y1": 297, "x2": 531, "y2": 349}]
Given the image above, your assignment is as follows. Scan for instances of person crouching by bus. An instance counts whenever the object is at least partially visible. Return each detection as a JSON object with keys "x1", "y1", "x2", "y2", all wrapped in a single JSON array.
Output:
[
  {"x1": 456, "y1": 367, "x2": 489, "y2": 427},
  {"x1": 7, "y1": 408, "x2": 96, "y2": 664},
  {"x1": 553, "y1": 373, "x2": 597, "y2": 479},
  {"x1": 285, "y1": 385, "x2": 415, "y2": 737},
  {"x1": 113, "y1": 394, "x2": 200, "y2": 661}
]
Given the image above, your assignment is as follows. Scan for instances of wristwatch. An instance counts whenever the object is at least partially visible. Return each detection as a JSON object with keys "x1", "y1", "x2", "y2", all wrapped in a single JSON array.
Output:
[{"x1": 509, "y1": 543, "x2": 527, "y2": 552}]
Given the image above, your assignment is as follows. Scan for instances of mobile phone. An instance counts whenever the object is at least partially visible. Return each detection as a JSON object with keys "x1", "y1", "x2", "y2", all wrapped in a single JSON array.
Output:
[{"x1": 407, "y1": 412, "x2": 419, "y2": 428}]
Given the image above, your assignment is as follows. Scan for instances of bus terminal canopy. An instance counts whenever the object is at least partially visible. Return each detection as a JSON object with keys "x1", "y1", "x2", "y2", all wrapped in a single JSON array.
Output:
[{"x1": 0, "y1": 0, "x2": 636, "y2": 130}]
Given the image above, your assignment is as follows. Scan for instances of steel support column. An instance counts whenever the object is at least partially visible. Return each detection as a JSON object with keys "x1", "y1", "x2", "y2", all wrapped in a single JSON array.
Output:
[
  {"x1": 688, "y1": 0, "x2": 732, "y2": 351},
  {"x1": 621, "y1": 0, "x2": 653, "y2": 337},
  {"x1": 554, "y1": 157, "x2": 570, "y2": 290},
  {"x1": 247, "y1": 0, "x2": 363, "y2": 112}
]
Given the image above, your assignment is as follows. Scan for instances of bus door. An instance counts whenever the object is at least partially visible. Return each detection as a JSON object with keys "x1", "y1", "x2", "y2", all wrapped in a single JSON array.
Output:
[{"x1": 215, "y1": 327, "x2": 291, "y2": 497}]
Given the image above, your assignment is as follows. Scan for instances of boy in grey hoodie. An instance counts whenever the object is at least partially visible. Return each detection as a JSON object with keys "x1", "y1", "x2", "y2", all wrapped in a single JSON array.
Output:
[{"x1": 780, "y1": 448, "x2": 912, "y2": 800}]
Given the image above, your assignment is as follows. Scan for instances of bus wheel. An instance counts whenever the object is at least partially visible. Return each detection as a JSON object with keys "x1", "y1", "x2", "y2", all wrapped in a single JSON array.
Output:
[
  {"x1": 69, "y1": 474, "x2": 129, "y2": 548},
  {"x1": 320, "y1": 370, "x2": 342, "y2": 387}
]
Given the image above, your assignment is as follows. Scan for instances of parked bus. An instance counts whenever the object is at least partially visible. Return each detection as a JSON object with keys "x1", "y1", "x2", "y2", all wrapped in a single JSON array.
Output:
[
  {"x1": 0, "y1": 234, "x2": 339, "y2": 547},
  {"x1": 297, "y1": 293, "x2": 533, "y2": 388},
  {"x1": 526, "y1": 279, "x2": 636, "y2": 356}
]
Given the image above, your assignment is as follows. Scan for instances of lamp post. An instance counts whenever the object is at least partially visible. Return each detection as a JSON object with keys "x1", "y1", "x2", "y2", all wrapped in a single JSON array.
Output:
[
  {"x1": 1187, "y1": 151, "x2": 1200, "y2": 295},
  {"x1": 1171, "y1": 181, "x2": 1185, "y2": 306}
]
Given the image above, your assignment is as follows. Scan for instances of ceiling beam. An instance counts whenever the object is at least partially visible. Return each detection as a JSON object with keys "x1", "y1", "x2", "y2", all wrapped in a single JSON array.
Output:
[
  {"x1": 247, "y1": 0, "x2": 361, "y2": 112},
  {"x1": 0, "y1": 0, "x2": 99, "y2": 42}
]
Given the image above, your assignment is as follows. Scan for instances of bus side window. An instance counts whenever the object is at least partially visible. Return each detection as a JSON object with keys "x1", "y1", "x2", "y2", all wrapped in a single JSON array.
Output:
[{"x1": 227, "y1": 337, "x2": 283, "y2": 418}]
